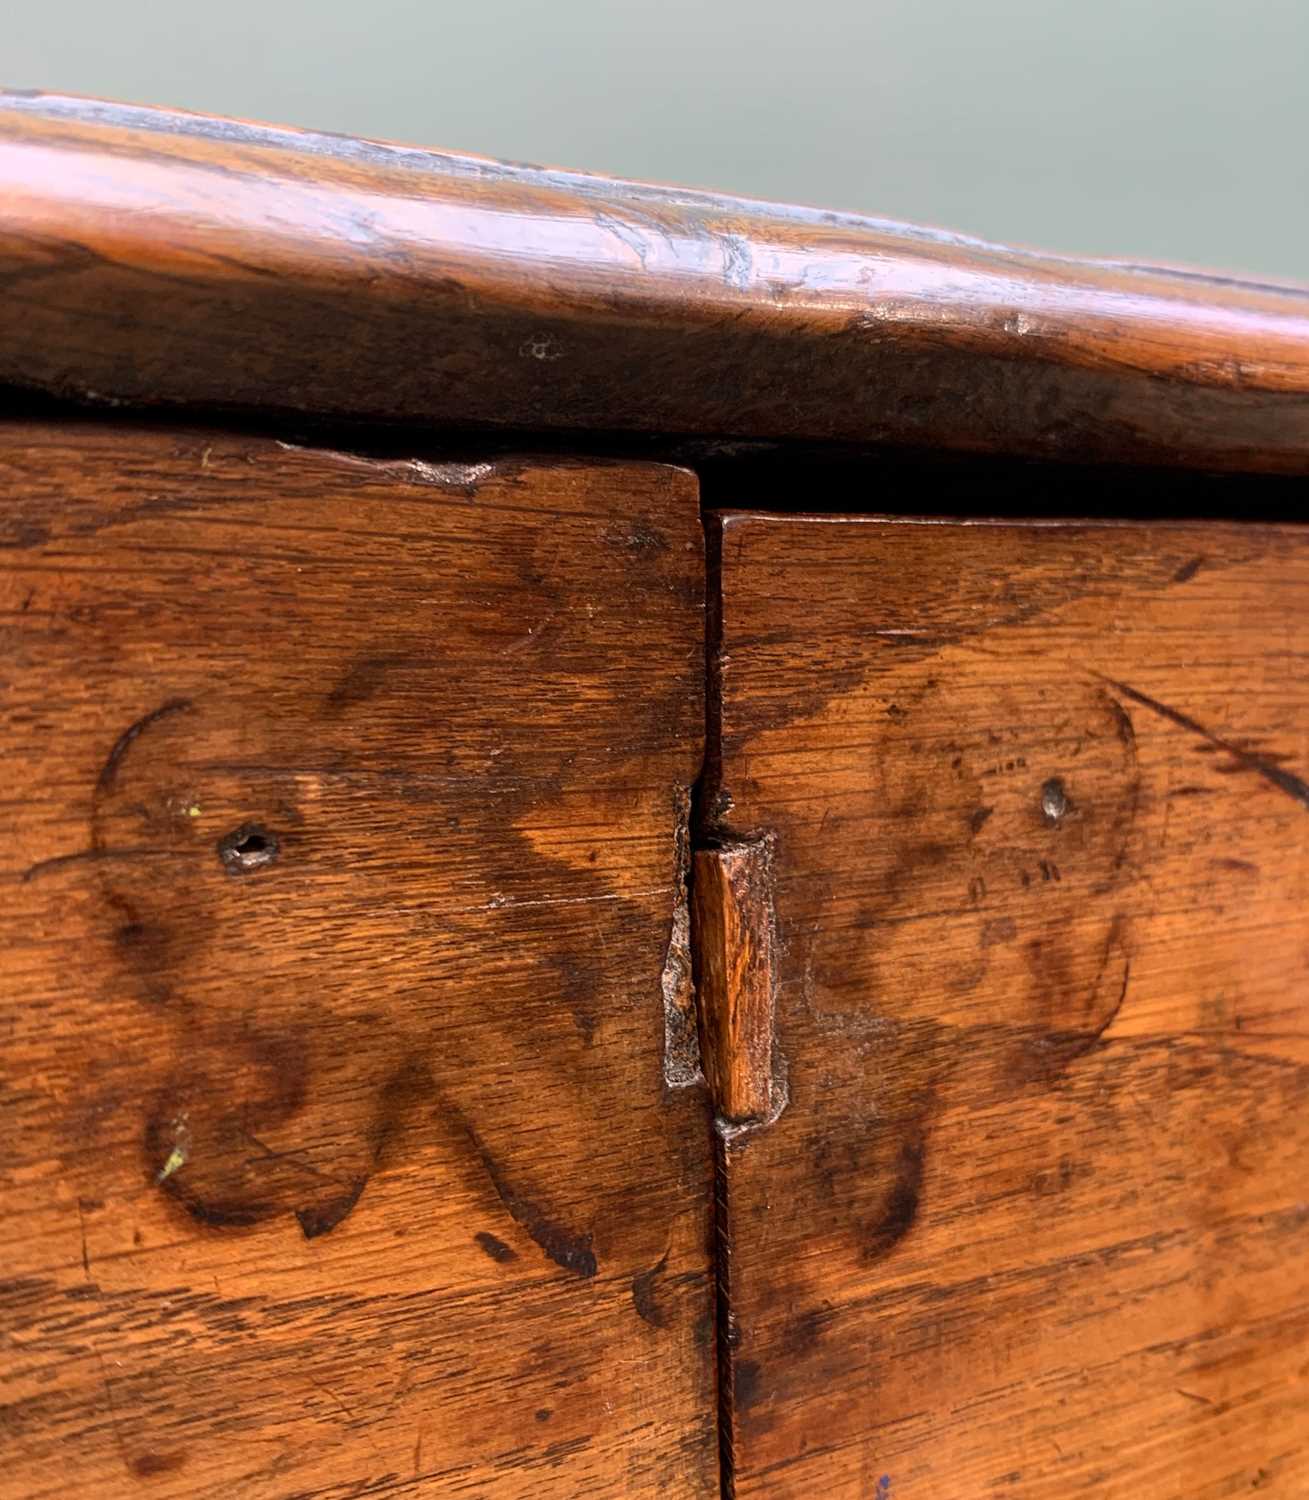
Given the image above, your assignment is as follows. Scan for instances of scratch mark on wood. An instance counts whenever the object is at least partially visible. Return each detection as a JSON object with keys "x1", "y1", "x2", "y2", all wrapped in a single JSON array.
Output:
[
  {"x1": 21, "y1": 845, "x2": 172, "y2": 883},
  {"x1": 96, "y1": 698, "x2": 192, "y2": 794},
  {"x1": 1104, "y1": 678, "x2": 1309, "y2": 810}
]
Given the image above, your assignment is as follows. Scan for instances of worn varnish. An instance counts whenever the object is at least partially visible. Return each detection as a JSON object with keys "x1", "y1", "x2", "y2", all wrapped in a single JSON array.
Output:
[
  {"x1": 705, "y1": 512, "x2": 1309, "y2": 1498},
  {"x1": 5, "y1": 93, "x2": 1309, "y2": 472},
  {"x1": 0, "y1": 425, "x2": 715, "y2": 1497}
]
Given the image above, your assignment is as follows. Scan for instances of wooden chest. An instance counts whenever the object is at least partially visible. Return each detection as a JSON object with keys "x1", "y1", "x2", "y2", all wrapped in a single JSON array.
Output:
[{"x1": 2, "y1": 91, "x2": 1307, "y2": 1498}]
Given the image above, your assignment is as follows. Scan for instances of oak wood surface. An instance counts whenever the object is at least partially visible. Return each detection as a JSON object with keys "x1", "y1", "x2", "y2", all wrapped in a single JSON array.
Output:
[
  {"x1": 5, "y1": 93, "x2": 1309, "y2": 472},
  {"x1": 704, "y1": 511, "x2": 1309, "y2": 1498},
  {"x1": 691, "y1": 842, "x2": 777, "y2": 1125},
  {"x1": 0, "y1": 424, "x2": 715, "y2": 1497}
]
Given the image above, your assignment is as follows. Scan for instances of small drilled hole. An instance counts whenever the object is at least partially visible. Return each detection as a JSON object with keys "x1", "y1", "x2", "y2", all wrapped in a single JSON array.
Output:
[
  {"x1": 1040, "y1": 778, "x2": 1071, "y2": 824},
  {"x1": 218, "y1": 823, "x2": 279, "y2": 874}
]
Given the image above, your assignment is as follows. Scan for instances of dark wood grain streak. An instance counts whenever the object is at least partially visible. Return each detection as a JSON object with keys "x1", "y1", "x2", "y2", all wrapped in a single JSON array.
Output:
[
  {"x1": 705, "y1": 510, "x2": 1309, "y2": 1498},
  {"x1": 4, "y1": 93, "x2": 1309, "y2": 472},
  {"x1": 0, "y1": 424, "x2": 715, "y2": 1497}
]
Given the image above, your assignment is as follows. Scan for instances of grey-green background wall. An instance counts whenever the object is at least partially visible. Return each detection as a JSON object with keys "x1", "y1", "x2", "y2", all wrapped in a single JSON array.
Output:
[{"x1": 9, "y1": 0, "x2": 1306, "y2": 280}]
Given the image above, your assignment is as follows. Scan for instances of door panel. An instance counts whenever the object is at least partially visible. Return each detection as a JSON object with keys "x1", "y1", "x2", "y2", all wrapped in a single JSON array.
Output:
[
  {"x1": 706, "y1": 512, "x2": 1309, "y2": 1499},
  {"x1": 0, "y1": 426, "x2": 715, "y2": 1497}
]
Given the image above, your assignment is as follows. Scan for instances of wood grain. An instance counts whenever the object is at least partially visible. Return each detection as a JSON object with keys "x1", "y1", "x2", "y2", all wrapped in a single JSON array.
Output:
[
  {"x1": 691, "y1": 842, "x2": 777, "y2": 1125},
  {"x1": 705, "y1": 511, "x2": 1309, "y2": 1498},
  {"x1": 4, "y1": 93, "x2": 1309, "y2": 472},
  {"x1": 0, "y1": 423, "x2": 715, "y2": 1497}
]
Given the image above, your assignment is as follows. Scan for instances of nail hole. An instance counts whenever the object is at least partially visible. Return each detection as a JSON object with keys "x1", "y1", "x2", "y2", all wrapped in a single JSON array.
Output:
[
  {"x1": 218, "y1": 823, "x2": 279, "y2": 874},
  {"x1": 1040, "y1": 778, "x2": 1070, "y2": 824}
]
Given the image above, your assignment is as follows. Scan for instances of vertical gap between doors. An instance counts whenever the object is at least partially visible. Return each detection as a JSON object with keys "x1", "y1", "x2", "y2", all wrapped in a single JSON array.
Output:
[{"x1": 694, "y1": 511, "x2": 736, "y2": 1500}]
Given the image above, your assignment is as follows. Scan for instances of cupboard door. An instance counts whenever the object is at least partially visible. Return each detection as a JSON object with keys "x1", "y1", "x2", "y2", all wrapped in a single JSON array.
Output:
[
  {"x1": 706, "y1": 512, "x2": 1309, "y2": 1499},
  {"x1": 0, "y1": 426, "x2": 715, "y2": 1497}
]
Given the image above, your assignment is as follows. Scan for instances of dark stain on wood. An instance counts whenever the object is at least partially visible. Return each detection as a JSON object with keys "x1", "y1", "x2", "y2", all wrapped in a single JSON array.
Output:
[
  {"x1": 1106, "y1": 678, "x2": 1309, "y2": 811},
  {"x1": 474, "y1": 1231, "x2": 518, "y2": 1264},
  {"x1": 324, "y1": 654, "x2": 416, "y2": 714},
  {"x1": 130, "y1": 1451, "x2": 187, "y2": 1478},
  {"x1": 733, "y1": 1358, "x2": 762, "y2": 1414},
  {"x1": 632, "y1": 1249, "x2": 671, "y2": 1328},
  {"x1": 466, "y1": 1125, "x2": 598, "y2": 1279},
  {"x1": 981, "y1": 916, "x2": 1018, "y2": 948},
  {"x1": 862, "y1": 1128, "x2": 927, "y2": 1263},
  {"x1": 294, "y1": 1177, "x2": 369, "y2": 1240}
]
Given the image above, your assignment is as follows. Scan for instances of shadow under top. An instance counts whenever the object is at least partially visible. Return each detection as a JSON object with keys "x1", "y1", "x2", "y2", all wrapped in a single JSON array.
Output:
[{"x1": 3, "y1": 90, "x2": 1309, "y2": 474}]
